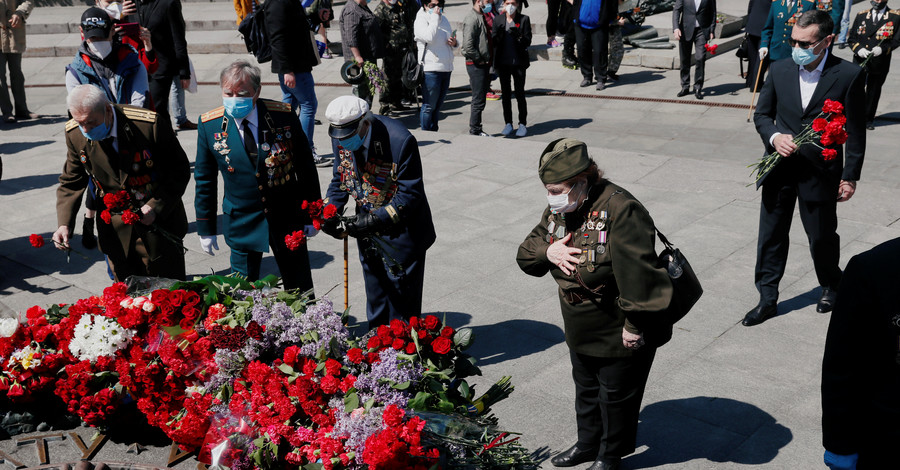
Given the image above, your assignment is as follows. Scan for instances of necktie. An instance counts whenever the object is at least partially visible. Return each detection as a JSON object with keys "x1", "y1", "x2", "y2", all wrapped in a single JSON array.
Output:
[
  {"x1": 243, "y1": 120, "x2": 257, "y2": 168},
  {"x1": 99, "y1": 137, "x2": 120, "y2": 173}
]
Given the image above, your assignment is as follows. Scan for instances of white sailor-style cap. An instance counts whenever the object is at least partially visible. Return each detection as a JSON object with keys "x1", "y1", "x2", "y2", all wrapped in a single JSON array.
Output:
[{"x1": 326, "y1": 96, "x2": 369, "y2": 139}]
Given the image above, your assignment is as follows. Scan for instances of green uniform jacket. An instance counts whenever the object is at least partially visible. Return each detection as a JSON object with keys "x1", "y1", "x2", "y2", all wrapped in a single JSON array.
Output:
[
  {"x1": 57, "y1": 104, "x2": 190, "y2": 258},
  {"x1": 517, "y1": 181, "x2": 673, "y2": 357}
]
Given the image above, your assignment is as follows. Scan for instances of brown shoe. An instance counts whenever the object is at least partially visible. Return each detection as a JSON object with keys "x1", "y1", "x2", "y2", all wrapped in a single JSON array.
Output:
[{"x1": 177, "y1": 120, "x2": 198, "y2": 130}]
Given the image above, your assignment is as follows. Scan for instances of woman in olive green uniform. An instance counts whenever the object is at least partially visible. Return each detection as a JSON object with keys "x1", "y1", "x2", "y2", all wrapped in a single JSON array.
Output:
[{"x1": 517, "y1": 138, "x2": 673, "y2": 470}]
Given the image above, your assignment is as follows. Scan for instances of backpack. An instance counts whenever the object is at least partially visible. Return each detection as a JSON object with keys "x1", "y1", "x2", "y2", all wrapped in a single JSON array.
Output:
[
  {"x1": 401, "y1": 44, "x2": 425, "y2": 90},
  {"x1": 238, "y1": 1, "x2": 272, "y2": 63}
]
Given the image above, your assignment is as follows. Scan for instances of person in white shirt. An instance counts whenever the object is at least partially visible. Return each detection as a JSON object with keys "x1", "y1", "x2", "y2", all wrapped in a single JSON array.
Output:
[{"x1": 413, "y1": 0, "x2": 456, "y2": 131}]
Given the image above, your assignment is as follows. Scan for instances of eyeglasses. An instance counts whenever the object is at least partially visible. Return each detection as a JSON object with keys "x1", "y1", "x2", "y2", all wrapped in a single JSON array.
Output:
[{"x1": 788, "y1": 37, "x2": 824, "y2": 49}]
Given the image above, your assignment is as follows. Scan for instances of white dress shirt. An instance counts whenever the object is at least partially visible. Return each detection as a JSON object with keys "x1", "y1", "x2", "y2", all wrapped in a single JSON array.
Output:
[{"x1": 768, "y1": 50, "x2": 829, "y2": 145}]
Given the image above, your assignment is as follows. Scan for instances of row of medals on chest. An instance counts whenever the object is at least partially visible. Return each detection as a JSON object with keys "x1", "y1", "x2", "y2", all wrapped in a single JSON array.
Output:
[
  {"x1": 213, "y1": 118, "x2": 294, "y2": 187},
  {"x1": 337, "y1": 147, "x2": 396, "y2": 206},
  {"x1": 548, "y1": 210, "x2": 610, "y2": 271},
  {"x1": 80, "y1": 147, "x2": 156, "y2": 201}
]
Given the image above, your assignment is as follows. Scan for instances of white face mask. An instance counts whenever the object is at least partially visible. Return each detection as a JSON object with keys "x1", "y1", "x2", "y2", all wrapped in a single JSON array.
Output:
[
  {"x1": 547, "y1": 181, "x2": 585, "y2": 214},
  {"x1": 505, "y1": 4, "x2": 516, "y2": 15},
  {"x1": 104, "y1": 3, "x2": 124, "y2": 20},
  {"x1": 87, "y1": 39, "x2": 113, "y2": 59}
]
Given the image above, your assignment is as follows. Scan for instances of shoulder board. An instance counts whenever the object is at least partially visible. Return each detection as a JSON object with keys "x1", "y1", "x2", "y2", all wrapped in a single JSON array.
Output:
[
  {"x1": 201, "y1": 106, "x2": 225, "y2": 123},
  {"x1": 858, "y1": 10, "x2": 868, "y2": 15},
  {"x1": 65, "y1": 119, "x2": 79, "y2": 132},
  {"x1": 261, "y1": 99, "x2": 292, "y2": 113},
  {"x1": 120, "y1": 106, "x2": 157, "y2": 123},
  {"x1": 891, "y1": 9, "x2": 900, "y2": 14}
]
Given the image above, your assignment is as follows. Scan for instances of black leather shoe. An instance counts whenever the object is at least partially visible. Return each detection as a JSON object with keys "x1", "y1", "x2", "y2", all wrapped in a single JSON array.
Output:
[
  {"x1": 551, "y1": 444, "x2": 599, "y2": 467},
  {"x1": 587, "y1": 457, "x2": 621, "y2": 470},
  {"x1": 866, "y1": 121, "x2": 875, "y2": 130},
  {"x1": 817, "y1": 288, "x2": 837, "y2": 313},
  {"x1": 580, "y1": 78, "x2": 593, "y2": 87},
  {"x1": 695, "y1": 89, "x2": 704, "y2": 100},
  {"x1": 676, "y1": 88, "x2": 690, "y2": 97},
  {"x1": 742, "y1": 304, "x2": 777, "y2": 326}
]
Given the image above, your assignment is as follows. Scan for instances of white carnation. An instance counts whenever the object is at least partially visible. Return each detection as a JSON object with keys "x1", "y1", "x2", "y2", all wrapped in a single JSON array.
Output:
[
  {"x1": 68, "y1": 314, "x2": 135, "y2": 362},
  {"x1": 0, "y1": 318, "x2": 19, "y2": 338}
]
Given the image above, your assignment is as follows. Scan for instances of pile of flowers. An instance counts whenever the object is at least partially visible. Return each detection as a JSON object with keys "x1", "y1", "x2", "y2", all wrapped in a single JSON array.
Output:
[
  {"x1": 749, "y1": 99, "x2": 847, "y2": 183},
  {"x1": 0, "y1": 275, "x2": 536, "y2": 469}
]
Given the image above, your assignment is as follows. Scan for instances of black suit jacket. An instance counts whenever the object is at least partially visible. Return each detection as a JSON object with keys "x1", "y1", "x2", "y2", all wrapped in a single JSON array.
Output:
[
  {"x1": 265, "y1": 0, "x2": 319, "y2": 75},
  {"x1": 673, "y1": 0, "x2": 717, "y2": 39},
  {"x1": 753, "y1": 54, "x2": 866, "y2": 201},
  {"x1": 821, "y1": 237, "x2": 900, "y2": 465},
  {"x1": 139, "y1": 0, "x2": 190, "y2": 80}
]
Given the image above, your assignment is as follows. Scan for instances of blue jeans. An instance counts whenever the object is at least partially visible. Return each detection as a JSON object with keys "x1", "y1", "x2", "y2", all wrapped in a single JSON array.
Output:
[
  {"x1": 169, "y1": 77, "x2": 187, "y2": 125},
  {"x1": 420, "y1": 71, "x2": 450, "y2": 131},
  {"x1": 279, "y1": 72, "x2": 317, "y2": 152}
]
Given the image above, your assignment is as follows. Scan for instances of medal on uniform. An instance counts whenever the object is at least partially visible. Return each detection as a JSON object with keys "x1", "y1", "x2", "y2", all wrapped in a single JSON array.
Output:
[
  {"x1": 285, "y1": 129, "x2": 292, "y2": 139},
  {"x1": 555, "y1": 225, "x2": 566, "y2": 240},
  {"x1": 261, "y1": 142, "x2": 271, "y2": 152},
  {"x1": 598, "y1": 231, "x2": 607, "y2": 244},
  {"x1": 146, "y1": 160, "x2": 153, "y2": 168},
  {"x1": 597, "y1": 245, "x2": 606, "y2": 255},
  {"x1": 579, "y1": 247, "x2": 588, "y2": 264},
  {"x1": 587, "y1": 220, "x2": 595, "y2": 231}
]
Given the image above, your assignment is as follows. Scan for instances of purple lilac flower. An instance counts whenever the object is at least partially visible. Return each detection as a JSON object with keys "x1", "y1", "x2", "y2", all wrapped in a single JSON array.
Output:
[
  {"x1": 353, "y1": 348, "x2": 423, "y2": 407},
  {"x1": 298, "y1": 297, "x2": 350, "y2": 357},
  {"x1": 214, "y1": 349, "x2": 246, "y2": 377},
  {"x1": 331, "y1": 402, "x2": 386, "y2": 457}
]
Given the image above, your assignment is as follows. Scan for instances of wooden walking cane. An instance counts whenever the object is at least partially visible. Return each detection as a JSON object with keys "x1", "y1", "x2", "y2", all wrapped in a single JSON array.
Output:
[
  {"x1": 746, "y1": 59, "x2": 765, "y2": 122},
  {"x1": 343, "y1": 236, "x2": 349, "y2": 310}
]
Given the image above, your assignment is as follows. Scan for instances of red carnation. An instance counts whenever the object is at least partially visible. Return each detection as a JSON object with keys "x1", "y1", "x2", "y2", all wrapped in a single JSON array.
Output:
[
  {"x1": 431, "y1": 336, "x2": 453, "y2": 355},
  {"x1": 284, "y1": 230, "x2": 307, "y2": 251},
  {"x1": 100, "y1": 210, "x2": 112, "y2": 224},
  {"x1": 323, "y1": 204, "x2": 338, "y2": 219},
  {"x1": 246, "y1": 321, "x2": 264, "y2": 340},
  {"x1": 367, "y1": 336, "x2": 381, "y2": 350},
  {"x1": 121, "y1": 210, "x2": 141, "y2": 225},
  {"x1": 822, "y1": 148, "x2": 838, "y2": 161},
  {"x1": 29, "y1": 234, "x2": 45, "y2": 248},
  {"x1": 822, "y1": 99, "x2": 844, "y2": 114},
  {"x1": 405, "y1": 342, "x2": 417, "y2": 355},
  {"x1": 812, "y1": 118, "x2": 828, "y2": 132},
  {"x1": 382, "y1": 404, "x2": 405, "y2": 427},
  {"x1": 347, "y1": 348, "x2": 365, "y2": 364}
]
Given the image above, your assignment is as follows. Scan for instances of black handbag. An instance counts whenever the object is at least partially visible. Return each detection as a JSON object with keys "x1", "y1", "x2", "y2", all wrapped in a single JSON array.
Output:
[
  {"x1": 655, "y1": 229, "x2": 703, "y2": 325},
  {"x1": 401, "y1": 44, "x2": 426, "y2": 90}
]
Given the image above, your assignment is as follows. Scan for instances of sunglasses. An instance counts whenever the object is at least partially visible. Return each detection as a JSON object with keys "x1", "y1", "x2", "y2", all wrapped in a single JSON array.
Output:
[{"x1": 788, "y1": 37, "x2": 824, "y2": 49}]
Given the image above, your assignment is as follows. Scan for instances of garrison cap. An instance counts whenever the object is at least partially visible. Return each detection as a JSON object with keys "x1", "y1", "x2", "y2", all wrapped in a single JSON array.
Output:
[
  {"x1": 81, "y1": 7, "x2": 113, "y2": 40},
  {"x1": 326, "y1": 96, "x2": 369, "y2": 139},
  {"x1": 538, "y1": 138, "x2": 591, "y2": 184}
]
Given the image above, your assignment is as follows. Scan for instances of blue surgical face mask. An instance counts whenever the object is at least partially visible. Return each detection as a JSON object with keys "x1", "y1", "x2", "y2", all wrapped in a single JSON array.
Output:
[
  {"x1": 223, "y1": 97, "x2": 254, "y2": 119},
  {"x1": 80, "y1": 116, "x2": 111, "y2": 141},
  {"x1": 339, "y1": 133, "x2": 364, "y2": 151},
  {"x1": 482, "y1": 2, "x2": 492, "y2": 13},
  {"x1": 791, "y1": 45, "x2": 820, "y2": 66}
]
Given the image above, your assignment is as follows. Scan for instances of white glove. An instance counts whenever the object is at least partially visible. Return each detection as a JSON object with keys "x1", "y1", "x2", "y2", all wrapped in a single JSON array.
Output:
[
  {"x1": 759, "y1": 47, "x2": 768, "y2": 60},
  {"x1": 304, "y1": 224, "x2": 319, "y2": 238},
  {"x1": 200, "y1": 235, "x2": 219, "y2": 255},
  {"x1": 858, "y1": 48, "x2": 871, "y2": 59},
  {"x1": 872, "y1": 46, "x2": 883, "y2": 56}
]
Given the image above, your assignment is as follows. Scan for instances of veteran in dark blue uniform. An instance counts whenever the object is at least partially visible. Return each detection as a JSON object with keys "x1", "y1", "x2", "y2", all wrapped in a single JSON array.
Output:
[
  {"x1": 194, "y1": 60, "x2": 321, "y2": 292},
  {"x1": 322, "y1": 96, "x2": 435, "y2": 328}
]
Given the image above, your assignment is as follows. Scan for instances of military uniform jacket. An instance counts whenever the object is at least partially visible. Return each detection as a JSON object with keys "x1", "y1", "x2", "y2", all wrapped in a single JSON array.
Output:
[
  {"x1": 517, "y1": 181, "x2": 673, "y2": 357},
  {"x1": 58, "y1": 104, "x2": 190, "y2": 255},
  {"x1": 325, "y1": 115, "x2": 435, "y2": 262},
  {"x1": 375, "y1": 0, "x2": 416, "y2": 53},
  {"x1": 194, "y1": 99, "x2": 321, "y2": 254},
  {"x1": 848, "y1": 7, "x2": 900, "y2": 74},
  {"x1": 753, "y1": 53, "x2": 866, "y2": 200},
  {"x1": 761, "y1": 0, "x2": 819, "y2": 61}
]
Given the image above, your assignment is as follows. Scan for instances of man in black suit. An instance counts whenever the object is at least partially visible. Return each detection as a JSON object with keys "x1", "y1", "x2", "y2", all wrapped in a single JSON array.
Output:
[
  {"x1": 673, "y1": 0, "x2": 716, "y2": 99},
  {"x1": 821, "y1": 237, "x2": 900, "y2": 470},
  {"x1": 744, "y1": 9, "x2": 866, "y2": 327},
  {"x1": 745, "y1": 0, "x2": 772, "y2": 90},
  {"x1": 138, "y1": 0, "x2": 190, "y2": 125},
  {"x1": 848, "y1": 1, "x2": 900, "y2": 129}
]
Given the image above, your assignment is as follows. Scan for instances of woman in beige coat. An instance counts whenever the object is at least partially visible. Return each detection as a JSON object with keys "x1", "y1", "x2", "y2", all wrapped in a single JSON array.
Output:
[{"x1": 1, "y1": 0, "x2": 35, "y2": 122}]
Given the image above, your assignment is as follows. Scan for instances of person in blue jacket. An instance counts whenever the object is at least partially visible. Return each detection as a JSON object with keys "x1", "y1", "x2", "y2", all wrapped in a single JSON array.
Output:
[
  {"x1": 194, "y1": 60, "x2": 322, "y2": 292},
  {"x1": 322, "y1": 95, "x2": 436, "y2": 329},
  {"x1": 572, "y1": 0, "x2": 618, "y2": 90}
]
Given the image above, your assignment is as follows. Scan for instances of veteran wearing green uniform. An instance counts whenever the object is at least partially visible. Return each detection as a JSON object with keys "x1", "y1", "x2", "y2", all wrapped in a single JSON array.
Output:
[
  {"x1": 53, "y1": 84, "x2": 190, "y2": 281},
  {"x1": 194, "y1": 60, "x2": 321, "y2": 292},
  {"x1": 517, "y1": 139, "x2": 672, "y2": 470},
  {"x1": 760, "y1": 0, "x2": 838, "y2": 62}
]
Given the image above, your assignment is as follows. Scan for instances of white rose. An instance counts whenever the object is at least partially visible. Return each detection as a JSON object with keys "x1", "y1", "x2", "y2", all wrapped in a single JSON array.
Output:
[{"x1": 0, "y1": 318, "x2": 19, "y2": 338}]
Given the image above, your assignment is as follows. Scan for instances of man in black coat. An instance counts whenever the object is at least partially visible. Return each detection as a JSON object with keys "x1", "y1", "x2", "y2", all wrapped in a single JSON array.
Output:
[
  {"x1": 744, "y1": 10, "x2": 866, "y2": 327},
  {"x1": 745, "y1": 0, "x2": 772, "y2": 90},
  {"x1": 673, "y1": 0, "x2": 716, "y2": 99},
  {"x1": 138, "y1": 0, "x2": 190, "y2": 125},
  {"x1": 821, "y1": 237, "x2": 900, "y2": 470}
]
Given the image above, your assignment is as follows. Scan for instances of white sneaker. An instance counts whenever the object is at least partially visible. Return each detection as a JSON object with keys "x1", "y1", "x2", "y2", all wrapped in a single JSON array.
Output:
[
  {"x1": 515, "y1": 124, "x2": 527, "y2": 137},
  {"x1": 501, "y1": 123, "x2": 514, "y2": 135}
]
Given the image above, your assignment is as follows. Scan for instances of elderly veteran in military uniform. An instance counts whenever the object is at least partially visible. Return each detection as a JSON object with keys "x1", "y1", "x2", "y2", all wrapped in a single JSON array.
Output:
[
  {"x1": 517, "y1": 139, "x2": 672, "y2": 470},
  {"x1": 760, "y1": 0, "x2": 821, "y2": 63},
  {"x1": 322, "y1": 95, "x2": 435, "y2": 329},
  {"x1": 53, "y1": 84, "x2": 190, "y2": 281},
  {"x1": 194, "y1": 60, "x2": 321, "y2": 292},
  {"x1": 848, "y1": 0, "x2": 900, "y2": 129}
]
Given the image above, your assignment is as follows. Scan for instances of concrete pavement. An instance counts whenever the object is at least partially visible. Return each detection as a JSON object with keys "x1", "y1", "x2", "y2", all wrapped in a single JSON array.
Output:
[{"x1": 1, "y1": 1, "x2": 900, "y2": 468}]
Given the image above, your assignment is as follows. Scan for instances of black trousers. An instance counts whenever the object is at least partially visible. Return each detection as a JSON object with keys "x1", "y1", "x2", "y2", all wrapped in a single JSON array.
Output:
[
  {"x1": 149, "y1": 74, "x2": 175, "y2": 127},
  {"x1": 745, "y1": 34, "x2": 769, "y2": 90},
  {"x1": 360, "y1": 242, "x2": 426, "y2": 329},
  {"x1": 0, "y1": 52, "x2": 29, "y2": 117},
  {"x1": 570, "y1": 348, "x2": 656, "y2": 459},
  {"x1": 466, "y1": 63, "x2": 491, "y2": 134},
  {"x1": 755, "y1": 183, "x2": 842, "y2": 306},
  {"x1": 230, "y1": 232, "x2": 315, "y2": 293},
  {"x1": 560, "y1": 2, "x2": 577, "y2": 60},
  {"x1": 575, "y1": 25, "x2": 610, "y2": 82},
  {"x1": 497, "y1": 65, "x2": 527, "y2": 126},
  {"x1": 547, "y1": 0, "x2": 562, "y2": 38},
  {"x1": 678, "y1": 29, "x2": 707, "y2": 91},
  {"x1": 864, "y1": 66, "x2": 889, "y2": 123}
]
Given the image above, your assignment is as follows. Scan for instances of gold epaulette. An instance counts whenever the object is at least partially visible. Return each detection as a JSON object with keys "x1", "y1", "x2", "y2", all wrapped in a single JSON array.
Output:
[
  {"x1": 121, "y1": 106, "x2": 157, "y2": 123},
  {"x1": 65, "y1": 119, "x2": 79, "y2": 132},
  {"x1": 201, "y1": 106, "x2": 225, "y2": 123},
  {"x1": 858, "y1": 10, "x2": 868, "y2": 15},
  {"x1": 261, "y1": 99, "x2": 292, "y2": 113},
  {"x1": 891, "y1": 8, "x2": 900, "y2": 14}
]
